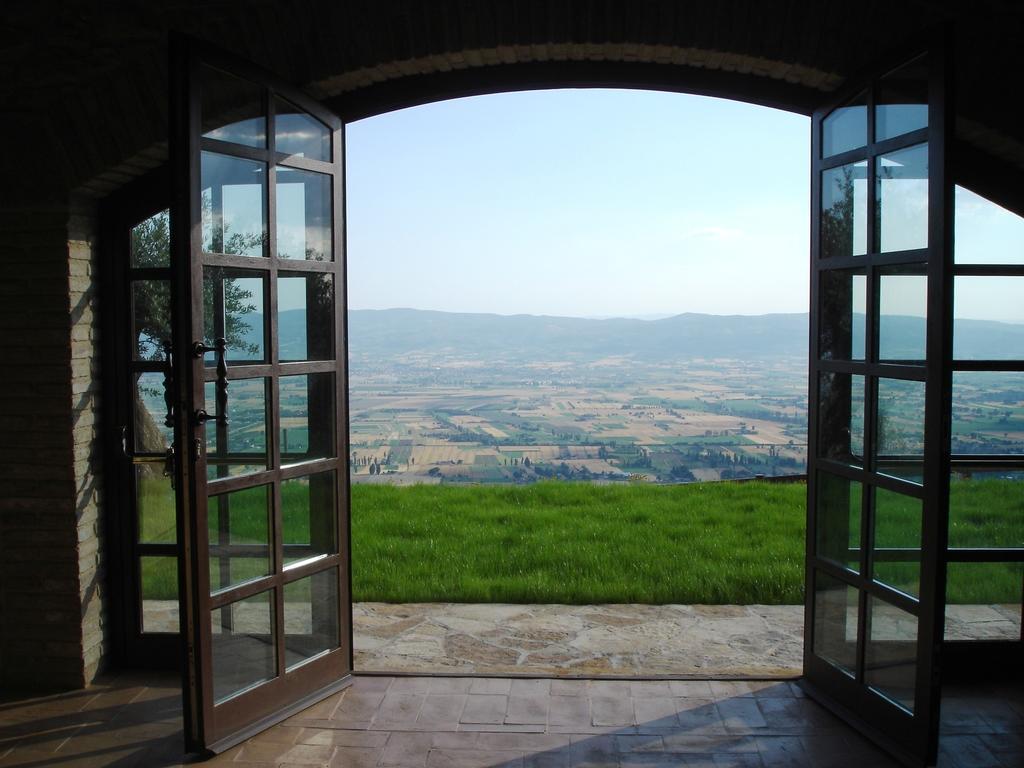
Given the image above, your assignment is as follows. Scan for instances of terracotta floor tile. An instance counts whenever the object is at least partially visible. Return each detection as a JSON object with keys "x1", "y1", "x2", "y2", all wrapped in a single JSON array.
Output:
[{"x1": 0, "y1": 664, "x2": 1018, "y2": 768}]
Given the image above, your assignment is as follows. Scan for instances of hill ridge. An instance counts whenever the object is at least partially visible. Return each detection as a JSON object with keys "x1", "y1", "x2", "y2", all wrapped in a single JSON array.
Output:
[{"x1": 258, "y1": 307, "x2": 1024, "y2": 363}]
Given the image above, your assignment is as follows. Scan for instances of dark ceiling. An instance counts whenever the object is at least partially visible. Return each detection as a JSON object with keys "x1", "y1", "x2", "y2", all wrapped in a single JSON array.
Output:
[{"x1": 1, "y1": 0, "x2": 1021, "y2": 208}]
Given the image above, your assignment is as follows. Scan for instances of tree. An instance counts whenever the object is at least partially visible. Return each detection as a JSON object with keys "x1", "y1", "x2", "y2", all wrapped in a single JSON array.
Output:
[{"x1": 130, "y1": 209, "x2": 261, "y2": 361}]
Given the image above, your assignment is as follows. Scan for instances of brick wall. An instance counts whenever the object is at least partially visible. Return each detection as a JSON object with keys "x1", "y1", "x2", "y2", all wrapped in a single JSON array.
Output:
[
  {"x1": 69, "y1": 204, "x2": 107, "y2": 683},
  {"x1": 0, "y1": 205, "x2": 106, "y2": 691}
]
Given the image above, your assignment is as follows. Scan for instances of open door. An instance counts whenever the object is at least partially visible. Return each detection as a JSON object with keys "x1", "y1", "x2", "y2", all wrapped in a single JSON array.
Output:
[
  {"x1": 803, "y1": 38, "x2": 952, "y2": 768},
  {"x1": 169, "y1": 37, "x2": 352, "y2": 753}
]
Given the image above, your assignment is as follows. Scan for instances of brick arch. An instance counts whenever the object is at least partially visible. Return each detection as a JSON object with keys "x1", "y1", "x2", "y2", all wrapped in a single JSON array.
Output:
[
  {"x1": 6, "y1": 1, "x2": 1024, "y2": 207},
  {"x1": 310, "y1": 42, "x2": 842, "y2": 122},
  {"x1": 7, "y1": 0, "x2": 965, "y2": 206}
]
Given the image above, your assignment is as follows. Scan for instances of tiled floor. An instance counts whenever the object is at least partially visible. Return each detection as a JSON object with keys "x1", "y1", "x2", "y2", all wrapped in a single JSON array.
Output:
[{"x1": 1, "y1": 673, "x2": 1021, "y2": 767}]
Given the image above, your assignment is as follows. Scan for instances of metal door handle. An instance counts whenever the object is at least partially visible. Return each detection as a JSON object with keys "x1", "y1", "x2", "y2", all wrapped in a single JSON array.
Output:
[
  {"x1": 163, "y1": 445, "x2": 176, "y2": 490},
  {"x1": 162, "y1": 339, "x2": 175, "y2": 429},
  {"x1": 192, "y1": 337, "x2": 228, "y2": 427}
]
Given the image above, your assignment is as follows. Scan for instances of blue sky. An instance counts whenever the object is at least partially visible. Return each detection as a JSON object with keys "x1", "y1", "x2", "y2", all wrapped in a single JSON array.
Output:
[
  {"x1": 344, "y1": 88, "x2": 1024, "y2": 321},
  {"x1": 346, "y1": 88, "x2": 810, "y2": 318}
]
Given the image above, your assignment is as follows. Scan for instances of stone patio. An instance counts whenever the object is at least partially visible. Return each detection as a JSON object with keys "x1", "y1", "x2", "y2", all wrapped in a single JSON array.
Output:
[
  {"x1": 353, "y1": 604, "x2": 805, "y2": 678},
  {"x1": 353, "y1": 602, "x2": 1021, "y2": 677},
  {"x1": 141, "y1": 601, "x2": 1021, "y2": 678}
]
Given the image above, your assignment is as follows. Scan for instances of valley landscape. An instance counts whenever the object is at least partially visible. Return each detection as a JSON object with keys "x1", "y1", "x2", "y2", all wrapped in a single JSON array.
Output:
[
  {"x1": 347, "y1": 309, "x2": 810, "y2": 485},
  {"x1": 345, "y1": 308, "x2": 1024, "y2": 486}
]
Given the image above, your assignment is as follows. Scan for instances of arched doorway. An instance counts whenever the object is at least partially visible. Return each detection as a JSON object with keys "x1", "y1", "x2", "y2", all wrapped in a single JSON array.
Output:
[{"x1": 93, "y1": 30, "x2": 1023, "y2": 767}]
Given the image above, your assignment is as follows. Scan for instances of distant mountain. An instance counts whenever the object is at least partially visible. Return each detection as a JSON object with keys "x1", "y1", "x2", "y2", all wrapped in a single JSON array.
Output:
[
  {"x1": 250, "y1": 308, "x2": 1024, "y2": 364},
  {"x1": 345, "y1": 308, "x2": 810, "y2": 361}
]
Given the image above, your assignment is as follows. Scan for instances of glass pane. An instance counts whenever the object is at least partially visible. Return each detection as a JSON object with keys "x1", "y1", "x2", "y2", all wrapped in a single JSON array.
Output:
[
  {"x1": 130, "y1": 209, "x2": 170, "y2": 267},
  {"x1": 278, "y1": 273, "x2": 334, "y2": 361},
  {"x1": 283, "y1": 471, "x2": 338, "y2": 566},
  {"x1": 820, "y1": 269, "x2": 866, "y2": 360},
  {"x1": 876, "y1": 378, "x2": 925, "y2": 483},
  {"x1": 280, "y1": 373, "x2": 336, "y2": 465},
  {"x1": 205, "y1": 377, "x2": 269, "y2": 480},
  {"x1": 812, "y1": 571, "x2": 858, "y2": 676},
  {"x1": 140, "y1": 556, "x2": 179, "y2": 634},
  {"x1": 954, "y1": 185, "x2": 1024, "y2": 265},
  {"x1": 818, "y1": 372, "x2": 865, "y2": 466},
  {"x1": 945, "y1": 562, "x2": 1023, "y2": 641},
  {"x1": 875, "y1": 56, "x2": 928, "y2": 142},
  {"x1": 201, "y1": 152, "x2": 266, "y2": 257},
  {"x1": 822, "y1": 94, "x2": 867, "y2": 157},
  {"x1": 954, "y1": 276, "x2": 1024, "y2": 360},
  {"x1": 276, "y1": 167, "x2": 332, "y2": 261},
  {"x1": 872, "y1": 488, "x2": 922, "y2": 599},
  {"x1": 815, "y1": 472, "x2": 862, "y2": 573},
  {"x1": 878, "y1": 272, "x2": 927, "y2": 362},
  {"x1": 133, "y1": 372, "x2": 172, "y2": 452},
  {"x1": 877, "y1": 143, "x2": 928, "y2": 253},
  {"x1": 951, "y1": 372, "x2": 1024, "y2": 455},
  {"x1": 865, "y1": 597, "x2": 917, "y2": 713},
  {"x1": 821, "y1": 161, "x2": 868, "y2": 259},
  {"x1": 275, "y1": 98, "x2": 331, "y2": 161},
  {"x1": 949, "y1": 471, "x2": 1024, "y2": 548},
  {"x1": 211, "y1": 590, "x2": 276, "y2": 704},
  {"x1": 132, "y1": 279, "x2": 171, "y2": 361},
  {"x1": 284, "y1": 568, "x2": 340, "y2": 670},
  {"x1": 203, "y1": 268, "x2": 265, "y2": 363},
  {"x1": 201, "y1": 65, "x2": 265, "y2": 148},
  {"x1": 208, "y1": 484, "x2": 271, "y2": 593},
  {"x1": 136, "y1": 466, "x2": 176, "y2": 543}
]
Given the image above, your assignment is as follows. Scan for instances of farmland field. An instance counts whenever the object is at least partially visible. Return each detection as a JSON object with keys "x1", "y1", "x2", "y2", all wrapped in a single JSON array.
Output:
[{"x1": 348, "y1": 355, "x2": 810, "y2": 486}]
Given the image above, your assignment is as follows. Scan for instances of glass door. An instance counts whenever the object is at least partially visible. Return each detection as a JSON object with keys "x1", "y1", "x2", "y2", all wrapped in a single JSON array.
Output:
[
  {"x1": 170, "y1": 37, "x2": 351, "y2": 753},
  {"x1": 101, "y1": 169, "x2": 181, "y2": 668},
  {"x1": 804, "y1": 45, "x2": 952, "y2": 768}
]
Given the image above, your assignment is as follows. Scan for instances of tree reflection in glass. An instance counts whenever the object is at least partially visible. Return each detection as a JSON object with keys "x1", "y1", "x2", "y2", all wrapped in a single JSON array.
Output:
[{"x1": 821, "y1": 162, "x2": 867, "y2": 259}]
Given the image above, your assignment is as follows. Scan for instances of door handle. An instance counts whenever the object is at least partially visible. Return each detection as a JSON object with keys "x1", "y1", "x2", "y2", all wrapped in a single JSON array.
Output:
[
  {"x1": 163, "y1": 445, "x2": 176, "y2": 490},
  {"x1": 192, "y1": 337, "x2": 228, "y2": 427},
  {"x1": 162, "y1": 338, "x2": 175, "y2": 429}
]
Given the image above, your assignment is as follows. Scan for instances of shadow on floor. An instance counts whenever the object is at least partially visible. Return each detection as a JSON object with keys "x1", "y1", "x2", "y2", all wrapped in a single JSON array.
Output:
[{"x1": 0, "y1": 674, "x2": 1021, "y2": 767}]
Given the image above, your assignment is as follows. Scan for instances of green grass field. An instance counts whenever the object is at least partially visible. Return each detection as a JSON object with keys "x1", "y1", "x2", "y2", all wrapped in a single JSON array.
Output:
[
  {"x1": 140, "y1": 478, "x2": 1023, "y2": 606},
  {"x1": 352, "y1": 481, "x2": 806, "y2": 604}
]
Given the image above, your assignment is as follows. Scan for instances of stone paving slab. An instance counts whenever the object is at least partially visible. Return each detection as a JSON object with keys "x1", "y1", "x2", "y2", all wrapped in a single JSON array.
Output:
[
  {"x1": 142, "y1": 601, "x2": 1021, "y2": 677},
  {"x1": 354, "y1": 604, "x2": 805, "y2": 678}
]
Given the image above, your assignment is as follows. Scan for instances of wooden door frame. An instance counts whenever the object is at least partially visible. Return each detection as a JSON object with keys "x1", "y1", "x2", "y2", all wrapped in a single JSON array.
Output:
[{"x1": 169, "y1": 34, "x2": 353, "y2": 753}]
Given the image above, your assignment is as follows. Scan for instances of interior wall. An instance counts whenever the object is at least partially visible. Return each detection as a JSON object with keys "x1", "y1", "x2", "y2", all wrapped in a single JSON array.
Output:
[{"x1": 0, "y1": 202, "x2": 107, "y2": 691}]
